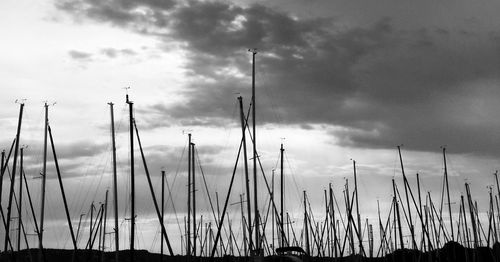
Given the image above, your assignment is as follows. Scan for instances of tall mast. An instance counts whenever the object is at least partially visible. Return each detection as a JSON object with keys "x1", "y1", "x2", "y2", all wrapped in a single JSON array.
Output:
[
  {"x1": 161, "y1": 170, "x2": 165, "y2": 261},
  {"x1": 102, "y1": 189, "x2": 109, "y2": 262},
  {"x1": 397, "y1": 146, "x2": 416, "y2": 249},
  {"x1": 238, "y1": 96, "x2": 252, "y2": 253},
  {"x1": 108, "y1": 102, "x2": 119, "y2": 261},
  {"x1": 280, "y1": 143, "x2": 285, "y2": 248},
  {"x1": 39, "y1": 102, "x2": 48, "y2": 258},
  {"x1": 126, "y1": 94, "x2": 135, "y2": 261},
  {"x1": 417, "y1": 173, "x2": 426, "y2": 251},
  {"x1": 442, "y1": 147, "x2": 454, "y2": 241},
  {"x1": 250, "y1": 48, "x2": 260, "y2": 255},
  {"x1": 239, "y1": 194, "x2": 247, "y2": 257},
  {"x1": 5, "y1": 102, "x2": 24, "y2": 251},
  {"x1": 18, "y1": 147, "x2": 24, "y2": 251},
  {"x1": 352, "y1": 160, "x2": 364, "y2": 255},
  {"x1": 134, "y1": 120, "x2": 174, "y2": 256},
  {"x1": 192, "y1": 142, "x2": 196, "y2": 256},
  {"x1": 465, "y1": 183, "x2": 478, "y2": 247},
  {"x1": 303, "y1": 191, "x2": 310, "y2": 256},
  {"x1": 392, "y1": 179, "x2": 404, "y2": 250},
  {"x1": 49, "y1": 125, "x2": 77, "y2": 249},
  {"x1": 187, "y1": 133, "x2": 192, "y2": 257}
]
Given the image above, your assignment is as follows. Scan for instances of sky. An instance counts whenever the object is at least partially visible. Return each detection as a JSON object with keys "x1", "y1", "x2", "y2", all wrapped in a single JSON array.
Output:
[{"x1": 1, "y1": 0, "x2": 500, "y2": 255}]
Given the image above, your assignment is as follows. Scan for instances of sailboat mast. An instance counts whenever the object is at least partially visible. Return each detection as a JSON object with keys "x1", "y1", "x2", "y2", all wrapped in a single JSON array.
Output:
[
  {"x1": 127, "y1": 94, "x2": 135, "y2": 261},
  {"x1": 102, "y1": 189, "x2": 108, "y2": 261},
  {"x1": 4, "y1": 102, "x2": 24, "y2": 251},
  {"x1": 280, "y1": 144, "x2": 285, "y2": 248},
  {"x1": 187, "y1": 133, "x2": 192, "y2": 257},
  {"x1": 303, "y1": 191, "x2": 310, "y2": 256},
  {"x1": 17, "y1": 147, "x2": 24, "y2": 251},
  {"x1": 442, "y1": 147, "x2": 454, "y2": 241},
  {"x1": 39, "y1": 102, "x2": 48, "y2": 257},
  {"x1": 397, "y1": 146, "x2": 416, "y2": 249},
  {"x1": 238, "y1": 96, "x2": 252, "y2": 254},
  {"x1": 353, "y1": 160, "x2": 364, "y2": 255},
  {"x1": 392, "y1": 179, "x2": 404, "y2": 249},
  {"x1": 192, "y1": 142, "x2": 197, "y2": 256},
  {"x1": 161, "y1": 170, "x2": 165, "y2": 261},
  {"x1": 108, "y1": 102, "x2": 119, "y2": 261},
  {"x1": 49, "y1": 125, "x2": 77, "y2": 249},
  {"x1": 250, "y1": 49, "x2": 260, "y2": 255}
]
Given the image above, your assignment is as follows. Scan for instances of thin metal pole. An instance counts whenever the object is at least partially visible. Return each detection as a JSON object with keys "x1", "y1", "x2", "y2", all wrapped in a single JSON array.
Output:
[
  {"x1": 187, "y1": 133, "x2": 191, "y2": 257},
  {"x1": 192, "y1": 142, "x2": 197, "y2": 257},
  {"x1": 392, "y1": 179, "x2": 404, "y2": 249},
  {"x1": 39, "y1": 102, "x2": 48, "y2": 260},
  {"x1": 17, "y1": 147, "x2": 23, "y2": 251},
  {"x1": 161, "y1": 171, "x2": 165, "y2": 262},
  {"x1": 352, "y1": 160, "x2": 364, "y2": 255},
  {"x1": 443, "y1": 147, "x2": 454, "y2": 241},
  {"x1": 397, "y1": 146, "x2": 416, "y2": 249},
  {"x1": 102, "y1": 189, "x2": 108, "y2": 261},
  {"x1": 133, "y1": 121, "x2": 174, "y2": 255},
  {"x1": 280, "y1": 144, "x2": 285, "y2": 249},
  {"x1": 108, "y1": 102, "x2": 119, "y2": 261},
  {"x1": 5, "y1": 103, "x2": 24, "y2": 252},
  {"x1": 250, "y1": 49, "x2": 261, "y2": 255},
  {"x1": 303, "y1": 191, "x2": 310, "y2": 256},
  {"x1": 238, "y1": 96, "x2": 252, "y2": 253},
  {"x1": 48, "y1": 125, "x2": 77, "y2": 249},
  {"x1": 127, "y1": 95, "x2": 135, "y2": 262}
]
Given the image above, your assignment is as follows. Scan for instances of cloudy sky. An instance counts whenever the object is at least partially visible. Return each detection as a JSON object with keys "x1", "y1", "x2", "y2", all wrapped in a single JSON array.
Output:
[{"x1": 2, "y1": 0, "x2": 500, "y2": 255}]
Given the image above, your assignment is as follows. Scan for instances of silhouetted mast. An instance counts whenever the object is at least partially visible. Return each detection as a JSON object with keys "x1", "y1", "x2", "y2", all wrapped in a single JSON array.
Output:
[
  {"x1": 192, "y1": 142, "x2": 197, "y2": 256},
  {"x1": 303, "y1": 191, "x2": 310, "y2": 256},
  {"x1": 161, "y1": 170, "x2": 165, "y2": 261},
  {"x1": 39, "y1": 102, "x2": 48, "y2": 260},
  {"x1": 397, "y1": 146, "x2": 416, "y2": 249},
  {"x1": 353, "y1": 160, "x2": 364, "y2": 255},
  {"x1": 134, "y1": 121, "x2": 174, "y2": 256},
  {"x1": 280, "y1": 144, "x2": 285, "y2": 248},
  {"x1": 238, "y1": 96, "x2": 252, "y2": 254},
  {"x1": 4, "y1": 102, "x2": 23, "y2": 252},
  {"x1": 442, "y1": 147, "x2": 454, "y2": 241},
  {"x1": 187, "y1": 133, "x2": 192, "y2": 257},
  {"x1": 108, "y1": 102, "x2": 119, "y2": 262},
  {"x1": 249, "y1": 48, "x2": 261, "y2": 256},
  {"x1": 49, "y1": 125, "x2": 77, "y2": 249},
  {"x1": 126, "y1": 93, "x2": 135, "y2": 262},
  {"x1": 102, "y1": 189, "x2": 108, "y2": 262},
  {"x1": 17, "y1": 147, "x2": 24, "y2": 251},
  {"x1": 392, "y1": 179, "x2": 404, "y2": 250}
]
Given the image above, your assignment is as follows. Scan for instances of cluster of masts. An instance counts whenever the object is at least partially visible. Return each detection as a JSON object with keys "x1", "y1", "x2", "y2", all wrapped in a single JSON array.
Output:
[{"x1": 1, "y1": 51, "x2": 500, "y2": 262}]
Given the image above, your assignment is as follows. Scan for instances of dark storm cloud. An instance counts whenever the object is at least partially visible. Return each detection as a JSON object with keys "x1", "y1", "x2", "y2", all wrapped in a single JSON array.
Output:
[
  {"x1": 57, "y1": 0, "x2": 500, "y2": 155},
  {"x1": 56, "y1": 0, "x2": 176, "y2": 27}
]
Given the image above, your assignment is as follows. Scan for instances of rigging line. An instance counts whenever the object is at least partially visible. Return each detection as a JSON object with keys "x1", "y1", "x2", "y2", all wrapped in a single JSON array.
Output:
[
  {"x1": 162, "y1": 139, "x2": 187, "y2": 243},
  {"x1": 164, "y1": 138, "x2": 186, "y2": 209},
  {"x1": 165, "y1": 173, "x2": 183, "y2": 244},
  {"x1": 284, "y1": 151, "x2": 303, "y2": 212},
  {"x1": 332, "y1": 188, "x2": 347, "y2": 233},
  {"x1": 195, "y1": 146, "x2": 236, "y2": 247},
  {"x1": 195, "y1": 148, "x2": 219, "y2": 224}
]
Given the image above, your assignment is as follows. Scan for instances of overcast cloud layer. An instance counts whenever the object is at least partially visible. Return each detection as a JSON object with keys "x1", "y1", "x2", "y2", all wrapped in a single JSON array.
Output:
[{"x1": 55, "y1": 0, "x2": 500, "y2": 156}]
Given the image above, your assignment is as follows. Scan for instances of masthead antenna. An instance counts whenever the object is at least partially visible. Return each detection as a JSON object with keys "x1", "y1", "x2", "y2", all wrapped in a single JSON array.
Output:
[{"x1": 124, "y1": 87, "x2": 131, "y2": 103}]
